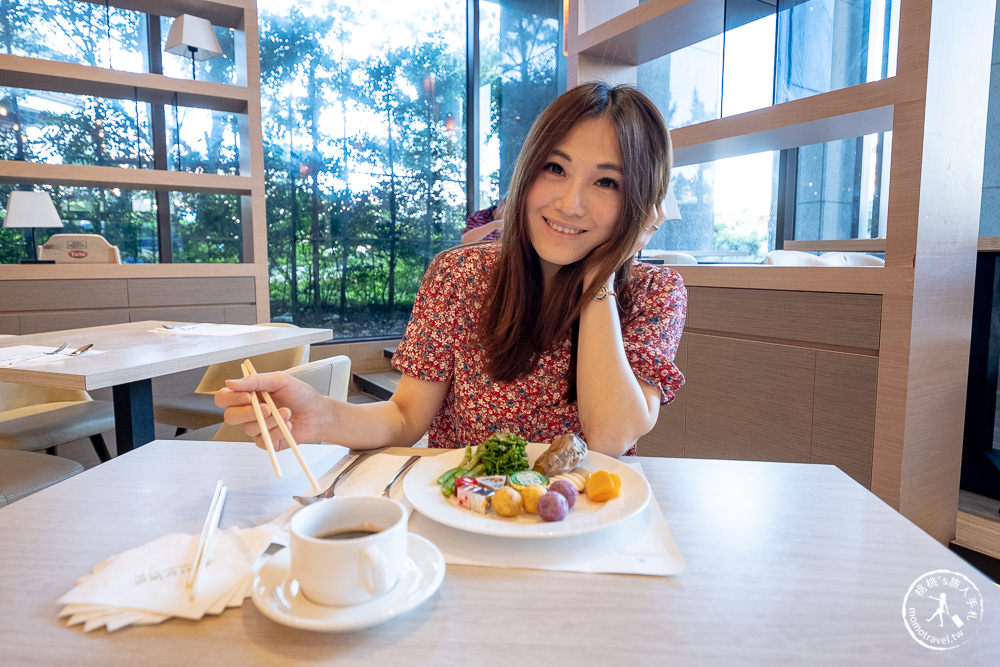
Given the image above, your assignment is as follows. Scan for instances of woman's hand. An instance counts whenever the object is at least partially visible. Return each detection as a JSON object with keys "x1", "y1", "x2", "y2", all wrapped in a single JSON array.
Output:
[{"x1": 215, "y1": 372, "x2": 326, "y2": 451}]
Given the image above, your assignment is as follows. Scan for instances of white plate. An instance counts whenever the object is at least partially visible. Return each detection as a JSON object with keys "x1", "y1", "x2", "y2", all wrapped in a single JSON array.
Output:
[
  {"x1": 250, "y1": 534, "x2": 445, "y2": 632},
  {"x1": 403, "y1": 443, "x2": 651, "y2": 539}
]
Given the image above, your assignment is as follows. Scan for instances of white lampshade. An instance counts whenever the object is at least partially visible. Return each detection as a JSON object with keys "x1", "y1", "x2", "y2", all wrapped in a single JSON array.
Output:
[
  {"x1": 164, "y1": 14, "x2": 222, "y2": 61},
  {"x1": 3, "y1": 191, "x2": 63, "y2": 229},
  {"x1": 662, "y1": 185, "x2": 681, "y2": 221}
]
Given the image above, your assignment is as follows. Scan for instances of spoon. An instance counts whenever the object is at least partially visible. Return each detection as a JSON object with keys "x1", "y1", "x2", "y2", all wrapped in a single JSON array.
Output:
[{"x1": 69, "y1": 343, "x2": 93, "y2": 356}]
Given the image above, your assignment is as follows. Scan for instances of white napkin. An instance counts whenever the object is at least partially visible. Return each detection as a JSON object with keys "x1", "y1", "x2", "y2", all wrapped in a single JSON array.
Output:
[
  {"x1": 0, "y1": 345, "x2": 104, "y2": 367},
  {"x1": 151, "y1": 324, "x2": 274, "y2": 336},
  {"x1": 57, "y1": 524, "x2": 278, "y2": 632},
  {"x1": 297, "y1": 452, "x2": 685, "y2": 577}
]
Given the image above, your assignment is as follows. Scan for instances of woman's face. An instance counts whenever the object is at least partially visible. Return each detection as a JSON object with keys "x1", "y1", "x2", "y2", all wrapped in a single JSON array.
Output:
[{"x1": 524, "y1": 116, "x2": 624, "y2": 280}]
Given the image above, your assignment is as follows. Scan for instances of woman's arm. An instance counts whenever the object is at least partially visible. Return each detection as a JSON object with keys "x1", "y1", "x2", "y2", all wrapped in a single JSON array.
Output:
[
  {"x1": 216, "y1": 372, "x2": 449, "y2": 451},
  {"x1": 461, "y1": 219, "x2": 503, "y2": 244},
  {"x1": 575, "y1": 272, "x2": 661, "y2": 457}
]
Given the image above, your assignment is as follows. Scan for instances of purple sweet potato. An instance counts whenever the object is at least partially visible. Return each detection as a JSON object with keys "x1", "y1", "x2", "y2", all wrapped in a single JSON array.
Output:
[
  {"x1": 547, "y1": 479, "x2": 578, "y2": 509},
  {"x1": 536, "y1": 491, "x2": 569, "y2": 522}
]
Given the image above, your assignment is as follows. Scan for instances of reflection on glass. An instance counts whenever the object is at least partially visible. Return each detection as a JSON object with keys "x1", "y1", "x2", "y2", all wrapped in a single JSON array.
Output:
[
  {"x1": 649, "y1": 152, "x2": 777, "y2": 264},
  {"x1": 170, "y1": 192, "x2": 241, "y2": 263},
  {"x1": 0, "y1": 87, "x2": 152, "y2": 170},
  {"x1": 638, "y1": 35, "x2": 722, "y2": 130},
  {"x1": 478, "y1": 0, "x2": 562, "y2": 206},
  {"x1": 775, "y1": 0, "x2": 897, "y2": 104},
  {"x1": 793, "y1": 132, "x2": 891, "y2": 242},
  {"x1": 165, "y1": 106, "x2": 241, "y2": 175},
  {"x1": 158, "y1": 17, "x2": 236, "y2": 84},
  {"x1": 2, "y1": 0, "x2": 147, "y2": 72},
  {"x1": 0, "y1": 183, "x2": 157, "y2": 264}
]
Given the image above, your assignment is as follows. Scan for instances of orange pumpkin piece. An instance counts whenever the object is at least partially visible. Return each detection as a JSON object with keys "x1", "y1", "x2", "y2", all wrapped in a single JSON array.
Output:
[{"x1": 585, "y1": 470, "x2": 622, "y2": 502}]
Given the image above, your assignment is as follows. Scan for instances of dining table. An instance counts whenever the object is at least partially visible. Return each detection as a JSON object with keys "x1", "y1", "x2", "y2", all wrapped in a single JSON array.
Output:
[
  {"x1": 0, "y1": 321, "x2": 332, "y2": 453},
  {"x1": 1, "y1": 439, "x2": 997, "y2": 665}
]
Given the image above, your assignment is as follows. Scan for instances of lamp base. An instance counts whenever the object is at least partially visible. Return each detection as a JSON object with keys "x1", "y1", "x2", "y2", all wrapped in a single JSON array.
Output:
[{"x1": 19, "y1": 259, "x2": 56, "y2": 264}]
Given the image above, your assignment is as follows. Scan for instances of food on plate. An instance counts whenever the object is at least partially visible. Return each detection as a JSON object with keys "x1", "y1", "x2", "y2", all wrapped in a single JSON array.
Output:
[
  {"x1": 549, "y1": 470, "x2": 589, "y2": 492},
  {"x1": 480, "y1": 432, "x2": 530, "y2": 475},
  {"x1": 491, "y1": 486, "x2": 522, "y2": 517},
  {"x1": 474, "y1": 475, "x2": 507, "y2": 490},
  {"x1": 520, "y1": 484, "x2": 547, "y2": 514},
  {"x1": 532, "y1": 433, "x2": 588, "y2": 477},
  {"x1": 436, "y1": 433, "x2": 529, "y2": 497},
  {"x1": 457, "y1": 481, "x2": 494, "y2": 514},
  {"x1": 586, "y1": 470, "x2": 622, "y2": 502},
  {"x1": 509, "y1": 469, "x2": 547, "y2": 491},
  {"x1": 547, "y1": 479, "x2": 578, "y2": 509},
  {"x1": 536, "y1": 491, "x2": 569, "y2": 522}
]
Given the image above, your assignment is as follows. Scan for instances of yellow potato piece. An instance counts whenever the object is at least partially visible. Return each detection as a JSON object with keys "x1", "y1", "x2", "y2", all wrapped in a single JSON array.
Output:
[
  {"x1": 521, "y1": 484, "x2": 547, "y2": 514},
  {"x1": 492, "y1": 487, "x2": 522, "y2": 517},
  {"x1": 586, "y1": 470, "x2": 622, "y2": 502}
]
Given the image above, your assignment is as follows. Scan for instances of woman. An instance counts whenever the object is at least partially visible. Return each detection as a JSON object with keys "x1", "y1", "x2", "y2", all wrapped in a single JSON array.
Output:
[{"x1": 217, "y1": 82, "x2": 686, "y2": 457}]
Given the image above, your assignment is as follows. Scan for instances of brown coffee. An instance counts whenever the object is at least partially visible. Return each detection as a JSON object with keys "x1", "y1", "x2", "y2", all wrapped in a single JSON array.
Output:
[{"x1": 317, "y1": 526, "x2": 380, "y2": 540}]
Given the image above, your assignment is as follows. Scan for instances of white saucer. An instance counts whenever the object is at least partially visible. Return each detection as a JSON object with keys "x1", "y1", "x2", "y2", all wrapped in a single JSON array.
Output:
[{"x1": 250, "y1": 534, "x2": 445, "y2": 632}]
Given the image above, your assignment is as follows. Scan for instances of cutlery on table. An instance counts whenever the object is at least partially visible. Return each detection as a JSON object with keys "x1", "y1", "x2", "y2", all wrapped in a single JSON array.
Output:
[
  {"x1": 48, "y1": 342, "x2": 71, "y2": 355},
  {"x1": 293, "y1": 450, "x2": 376, "y2": 506},
  {"x1": 69, "y1": 343, "x2": 93, "y2": 356},
  {"x1": 1, "y1": 341, "x2": 73, "y2": 365},
  {"x1": 380, "y1": 455, "x2": 421, "y2": 498}
]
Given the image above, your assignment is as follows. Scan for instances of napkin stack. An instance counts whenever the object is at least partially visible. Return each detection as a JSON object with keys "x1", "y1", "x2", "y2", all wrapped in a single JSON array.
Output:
[{"x1": 58, "y1": 524, "x2": 277, "y2": 632}]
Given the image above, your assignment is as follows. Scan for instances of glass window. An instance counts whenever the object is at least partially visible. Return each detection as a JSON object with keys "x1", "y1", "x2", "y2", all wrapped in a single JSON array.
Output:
[
  {"x1": 647, "y1": 151, "x2": 778, "y2": 264},
  {"x1": 165, "y1": 105, "x2": 241, "y2": 175},
  {"x1": 1, "y1": 0, "x2": 147, "y2": 72},
  {"x1": 0, "y1": 183, "x2": 158, "y2": 263},
  {"x1": 258, "y1": 0, "x2": 467, "y2": 338},
  {"x1": 170, "y1": 192, "x2": 242, "y2": 263},
  {"x1": 792, "y1": 131, "x2": 891, "y2": 242},
  {"x1": 0, "y1": 87, "x2": 152, "y2": 169},
  {"x1": 478, "y1": 0, "x2": 563, "y2": 206}
]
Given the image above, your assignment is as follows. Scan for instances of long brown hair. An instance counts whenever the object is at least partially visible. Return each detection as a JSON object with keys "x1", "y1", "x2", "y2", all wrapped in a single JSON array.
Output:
[{"x1": 479, "y1": 82, "x2": 673, "y2": 384}]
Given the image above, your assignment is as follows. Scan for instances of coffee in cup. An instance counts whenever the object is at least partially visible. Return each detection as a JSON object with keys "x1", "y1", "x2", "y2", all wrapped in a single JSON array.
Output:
[{"x1": 289, "y1": 496, "x2": 407, "y2": 606}]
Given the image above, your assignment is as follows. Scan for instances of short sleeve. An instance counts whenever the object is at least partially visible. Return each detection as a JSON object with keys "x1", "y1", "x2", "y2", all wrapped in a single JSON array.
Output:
[
  {"x1": 391, "y1": 249, "x2": 464, "y2": 383},
  {"x1": 622, "y1": 267, "x2": 687, "y2": 404}
]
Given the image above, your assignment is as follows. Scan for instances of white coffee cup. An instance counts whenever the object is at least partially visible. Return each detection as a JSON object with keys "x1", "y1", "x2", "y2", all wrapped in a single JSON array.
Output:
[{"x1": 289, "y1": 496, "x2": 407, "y2": 606}]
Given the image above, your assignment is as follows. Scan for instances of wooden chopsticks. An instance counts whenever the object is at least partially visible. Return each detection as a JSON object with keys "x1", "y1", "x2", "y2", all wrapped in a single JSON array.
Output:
[
  {"x1": 186, "y1": 479, "x2": 227, "y2": 598},
  {"x1": 240, "y1": 359, "x2": 321, "y2": 493}
]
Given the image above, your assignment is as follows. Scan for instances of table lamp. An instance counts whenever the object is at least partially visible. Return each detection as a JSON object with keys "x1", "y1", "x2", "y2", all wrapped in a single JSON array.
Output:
[
  {"x1": 164, "y1": 14, "x2": 223, "y2": 80},
  {"x1": 3, "y1": 191, "x2": 63, "y2": 264}
]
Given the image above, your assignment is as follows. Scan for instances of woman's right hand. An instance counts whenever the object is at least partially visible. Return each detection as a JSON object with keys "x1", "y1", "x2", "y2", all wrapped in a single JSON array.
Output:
[{"x1": 214, "y1": 371, "x2": 326, "y2": 451}]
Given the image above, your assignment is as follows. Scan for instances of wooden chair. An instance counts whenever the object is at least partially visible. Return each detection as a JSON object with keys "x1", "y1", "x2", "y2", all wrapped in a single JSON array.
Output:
[
  {"x1": 37, "y1": 233, "x2": 122, "y2": 263},
  {"x1": 179, "y1": 355, "x2": 352, "y2": 443},
  {"x1": 0, "y1": 450, "x2": 84, "y2": 507},
  {"x1": 153, "y1": 323, "x2": 309, "y2": 435}
]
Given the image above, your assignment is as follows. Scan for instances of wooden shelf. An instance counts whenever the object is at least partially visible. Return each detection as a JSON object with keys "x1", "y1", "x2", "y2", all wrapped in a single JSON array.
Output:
[
  {"x1": 785, "y1": 239, "x2": 887, "y2": 253},
  {"x1": 0, "y1": 160, "x2": 255, "y2": 194},
  {"x1": 76, "y1": 0, "x2": 250, "y2": 29},
  {"x1": 978, "y1": 237, "x2": 1000, "y2": 251},
  {"x1": 671, "y1": 80, "x2": 897, "y2": 165},
  {"x1": 669, "y1": 264, "x2": 903, "y2": 295},
  {"x1": 574, "y1": 0, "x2": 722, "y2": 67},
  {"x1": 0, "y1": 54, "x2": 250, "y2": 114},
  {"x1": 0, "y1": 263, "x2": 259, "y2": 279}
]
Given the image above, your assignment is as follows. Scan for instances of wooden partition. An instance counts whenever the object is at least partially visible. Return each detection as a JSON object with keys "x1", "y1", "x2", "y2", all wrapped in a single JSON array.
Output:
[{"x1": 577, "y1": 0, "x2": 997, "y2": 542}]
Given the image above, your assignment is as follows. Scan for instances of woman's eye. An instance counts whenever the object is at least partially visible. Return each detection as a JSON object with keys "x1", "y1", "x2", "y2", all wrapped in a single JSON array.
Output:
[
  {"x1": 543, "y1": 162, "x2": 564, "y2": 175},
  {"x1": 596, "y1": 177, "x2": 620, "y2": 190}
]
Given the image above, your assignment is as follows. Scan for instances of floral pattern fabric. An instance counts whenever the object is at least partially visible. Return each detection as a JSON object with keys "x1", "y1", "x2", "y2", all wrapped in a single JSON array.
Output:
[
  {"x1": 463, "y1": 205, "x2": 502, "y2": 241},
  {"x1": 392, "y1": 244, "x2": 686, "y2": 454}
]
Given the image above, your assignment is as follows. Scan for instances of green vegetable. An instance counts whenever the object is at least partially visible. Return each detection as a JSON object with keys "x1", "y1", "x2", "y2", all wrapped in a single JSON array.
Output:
[{"x1": 478, "y1": 432, "x2": 529, "y2": 476}]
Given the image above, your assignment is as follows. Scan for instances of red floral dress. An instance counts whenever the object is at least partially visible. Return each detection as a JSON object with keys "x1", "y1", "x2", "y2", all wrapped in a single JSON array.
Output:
[{"x1": 392, "y1": 244, "x2": 686, "y2": 455}]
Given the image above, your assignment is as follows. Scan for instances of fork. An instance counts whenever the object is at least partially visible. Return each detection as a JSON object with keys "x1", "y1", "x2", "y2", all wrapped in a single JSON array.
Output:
[
  {"x1": 380, "y1": 455, "x2": 421, "y2": 498},
  {"x1": 292, "y1": 450, "x2": 375, "y2": 506}
]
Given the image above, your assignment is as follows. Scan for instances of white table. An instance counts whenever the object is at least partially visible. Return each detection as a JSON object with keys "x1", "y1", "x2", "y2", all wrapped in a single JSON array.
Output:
[
  {"x1": 0, "y1": 322, "x2": 331, "y2": 452},
  {"x1": 0, "y1": 440, "x2": 997, "y2": 665}
]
